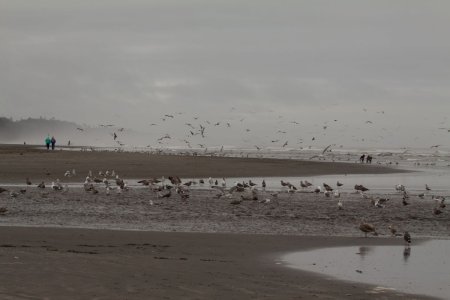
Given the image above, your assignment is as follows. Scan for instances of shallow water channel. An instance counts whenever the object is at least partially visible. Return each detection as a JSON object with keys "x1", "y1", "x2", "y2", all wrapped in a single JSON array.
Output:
[{"x1": 283, "y1": 239, "x2": 450, "y2": 299}]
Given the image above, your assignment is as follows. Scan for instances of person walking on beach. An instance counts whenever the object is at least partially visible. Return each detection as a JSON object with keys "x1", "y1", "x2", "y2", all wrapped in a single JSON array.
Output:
[
  {"x1": 51, "y1": 136, "x2": 56, "y2": 150},
  {"x1": 360, "y1": 154, "x2": 365, "y2": 163},
  {"x1": 366, "y1": 155, "x2": 372, "y2": 164},
  {"x1": 45, "y1": 135, "x2": 51, "y2": 150}
]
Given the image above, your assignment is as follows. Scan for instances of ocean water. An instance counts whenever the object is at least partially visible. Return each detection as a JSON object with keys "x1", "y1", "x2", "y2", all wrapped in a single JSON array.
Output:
[{"x1": 282, "y1": 239, "x2": 450, "y2": 299}]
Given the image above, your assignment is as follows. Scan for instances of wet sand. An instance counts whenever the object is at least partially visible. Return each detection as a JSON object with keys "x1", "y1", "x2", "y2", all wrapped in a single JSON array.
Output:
[
  {"x1": 0, "y1": 144, "x2": 405, "y2": 183},
  {"x1": 0, "y1": 227, "x2": 436, "y2": 300}
]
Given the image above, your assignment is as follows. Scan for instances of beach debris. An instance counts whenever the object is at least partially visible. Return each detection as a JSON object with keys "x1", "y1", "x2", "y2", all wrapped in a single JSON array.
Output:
[
  {"x1": 230, "y1": 199, "x2": 242, "y2": 205},
  {"x1": 355, "y1": 270, "x2": 363, "y2": 274},
  {"x1": 0, "y1": 187, "x2": 8, "y2": 194},
  {"x1": 425, "y1": 184, "x2": 431, "y2": 191},
  {"x1": 0, "y1": 207, "x2": 8, "y2": 215},
  {"x1": 26, "y1": 177, "x2": 32, "y2": 185},
  {"x1": 337, "y1": 181, "x2": 343, "y2": 187},
  {"x1": 9, "y1": 191, "x2": 19, "y2": 198},
  {"x1": 37, "y1": 181, "x2": 46, "y2": 189}
]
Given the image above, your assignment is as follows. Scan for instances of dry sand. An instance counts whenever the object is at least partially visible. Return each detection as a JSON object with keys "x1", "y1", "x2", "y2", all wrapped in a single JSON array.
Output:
[{"x1": 0, "y1": 145, "x2": 444, "y2": 299}]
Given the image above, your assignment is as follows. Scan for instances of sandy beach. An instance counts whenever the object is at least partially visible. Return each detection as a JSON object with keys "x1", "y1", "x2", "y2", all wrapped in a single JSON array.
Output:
[
  {"x1": 0, "y1": 145, "x2": 446, "y2": 299},
  {"x1": 0, "y1": 144, "x2": 405, "y2": 183},
  {"x1": 0, "y1": 227, "x2": 436, "y2": 300}
]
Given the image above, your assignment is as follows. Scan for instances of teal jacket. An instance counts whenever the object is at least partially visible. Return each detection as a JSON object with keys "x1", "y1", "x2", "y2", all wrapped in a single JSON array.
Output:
[{"x1": 45, "y1": 137, "x2": 51, "y2": 144}]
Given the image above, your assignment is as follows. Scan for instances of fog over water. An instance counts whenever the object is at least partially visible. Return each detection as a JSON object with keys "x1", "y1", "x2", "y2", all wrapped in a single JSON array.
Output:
[{"x1": 1, "y1": 1, "x2": 450, "y2": 149}]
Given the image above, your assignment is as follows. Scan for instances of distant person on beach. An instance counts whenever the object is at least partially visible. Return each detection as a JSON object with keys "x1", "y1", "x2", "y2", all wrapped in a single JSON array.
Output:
[
  {"x1": 360, "y1": 154, "x2": 365, "y2": 163},
  {"x1": 45, "y1": 135, "x2": 51, "y2": 150},
  {"x1": 68, "y1": 140, "x2": 71, "y2": 146},
  {"x1": 51, "y1": 136, "x2": 56, "y2": 150},
  {"x1": 366, "y1": 155, "x2": 372, "y2": 164}
]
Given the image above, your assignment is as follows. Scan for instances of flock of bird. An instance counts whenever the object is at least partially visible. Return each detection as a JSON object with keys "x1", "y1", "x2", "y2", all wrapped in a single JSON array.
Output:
[
  {"x1": 0, "y1": 167, "x2": 446, "y2": 247},
  {"x1": 68, "y1": 107, "x2": 450, "y2": 155}
]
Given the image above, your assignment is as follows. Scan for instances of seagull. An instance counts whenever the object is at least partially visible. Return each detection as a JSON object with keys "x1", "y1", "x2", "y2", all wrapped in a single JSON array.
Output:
[
  {"x1": 355, "y1": 184, "x2": 369, "y2": 192},
  {"x1": 359, "y1": 220, "x2": 377, "y2": 237},
  {"x1": 404, "y1": 232, "x2": 411, "y2": 247},
  {"x1": 402, "y1": 196, "x2": 410, "y2": 206},
  {"x1": 221, "y1": 178, "x2": 226, "y2": 188},
  {"x1": 322, "y1": 145, "x2": 332, "y2": 155},
  {"x1": 337, "y1": 200, "x2": 343, "y2": 210},
  {"x1": 395, "y1": 184, "x2": 406, "y2": 192},
  {"x1": 323, "y1": 183, "x2": 333, "y2": 191},
  {"x1": 425, "y1": 184, "x2": 431, "y2": 191},
  {"x1": 333, "y1": 190, "x2": 340, "y2": 198},
  {"x1": 433, "y1": 207, "x2": 443, "y2": 215},
  {"x1": 389, "y1": 225, "x2": 397, "y2": 236}
]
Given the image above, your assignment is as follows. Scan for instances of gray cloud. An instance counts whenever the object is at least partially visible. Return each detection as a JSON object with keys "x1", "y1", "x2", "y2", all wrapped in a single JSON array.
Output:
[{"x1": 1, "y1": 0, "x2": 450, "y2": 148}]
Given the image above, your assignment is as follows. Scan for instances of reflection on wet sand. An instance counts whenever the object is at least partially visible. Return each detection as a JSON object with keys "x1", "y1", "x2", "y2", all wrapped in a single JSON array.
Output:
[{"x1": 283, "y1": 240, "x2": 450, "y2": 299}]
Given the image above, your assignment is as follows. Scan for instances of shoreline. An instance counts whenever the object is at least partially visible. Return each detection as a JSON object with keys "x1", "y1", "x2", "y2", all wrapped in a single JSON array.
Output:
[{"x1": 0, "y1": 226, "x2": 435, "y2": 300}]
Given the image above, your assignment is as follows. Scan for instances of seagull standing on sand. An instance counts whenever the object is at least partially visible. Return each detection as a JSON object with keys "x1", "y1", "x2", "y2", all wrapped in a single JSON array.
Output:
[
  {"x1": 359, "y1": 220, "x2": 377, "y2": 237},
  {"x1": 389, "y1": 225, "x2": 397, "y2": 236},
  {"x1": 404, "y1": 232, "x2": 411, "y2": 247}
]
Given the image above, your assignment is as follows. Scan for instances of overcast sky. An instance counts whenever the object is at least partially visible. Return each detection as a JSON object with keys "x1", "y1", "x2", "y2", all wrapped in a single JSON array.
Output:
[{"x1": 1, "y1": 0, "x2": 450, "y2": 148}]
